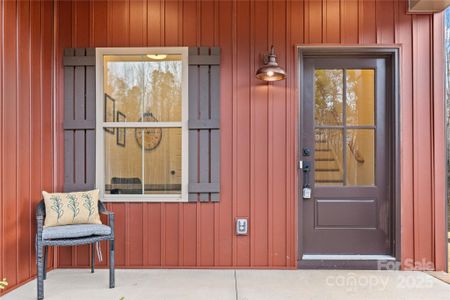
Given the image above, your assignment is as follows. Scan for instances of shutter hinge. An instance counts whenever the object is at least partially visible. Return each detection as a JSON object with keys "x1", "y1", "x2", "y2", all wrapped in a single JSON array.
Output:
[{"x1": 298, "y1": 160, "x2": 303, "y2": 170}]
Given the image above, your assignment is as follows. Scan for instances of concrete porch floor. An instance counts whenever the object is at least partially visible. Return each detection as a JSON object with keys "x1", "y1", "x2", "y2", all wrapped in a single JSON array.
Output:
[{"x1": 2, "y1": 269, "x2": 450, "y2": 300}]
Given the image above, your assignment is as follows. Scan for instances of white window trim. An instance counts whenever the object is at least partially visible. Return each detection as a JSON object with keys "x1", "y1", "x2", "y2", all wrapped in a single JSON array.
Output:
[{"x1": 95, "y1": 47, "x2": 189, "y2": 202}]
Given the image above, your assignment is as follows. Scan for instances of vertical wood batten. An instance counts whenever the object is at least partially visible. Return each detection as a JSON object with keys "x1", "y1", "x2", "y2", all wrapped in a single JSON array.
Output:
[
  {"x1": 251, "y1": 0, "x2": 268, "y2": 266},
  {"x1": 307, "y1": 0, "x2": 322, "y2": 43},
  {"x1": 0, "y1": 0, "x2": 3, "y2": 289},
  {"x1": 341, "y1": 0, "x2": 358, "y2": 44},
  {"x1": 17, "y1": 0, "x2": 32, "y2": 281},
  {"x1": 272, "y1": 0, "x2": 287, "y2": 267},
  {"x1": 198, "y1": 0, "x2": 216, "y2": 266},
  {"x1": 359, "y1": 0, "x2": 376, "y2": 44},
  {"x1": 285, "y1": 0, "x2": 294, "y2": 267},
  {"x1": 267, "y1": 0, "x2": 274, "y2": 267},
  {"x1": 231, "y1": 0, "x2": 238, "y2": 267},
  {"x1": 129, "y1": 1, "x2": 145, "y2": 268},
  {"x1": 290, "y1": 0, "x2": 303, "y2": 267},
  {"x1": 249, "y1": 0, "x2": 255, "y2": 267},
  {"x1": 181, "y1": 27, "x2": 198, "y2": 264},
  {"x1": 30, "y1": 0, "x2": 44, "y2": 274},
  {"x1": 57, "y1": 1, "x2": 74, "y2": 267},
  {"x1": 395, "y1": 0, "x2": 415, "y2": 268},
  {"x1": 412, "y1": 14, "x2": 434, "y2": 266},
  {"x1": 235, "y1": 0, "x2": 251, "y2": 267},
  {"x1": 376, "y1": 0, "x2": 395, "y2": 44},
  {"x1": 432, "y1": 12, "x2": 446, "y2": 271},
  {"x1": 324, "y1": 0, "x2": 340, "y2": 43},
  {"x1": 3, "y1": 0, "x2": 19, "y2": 286},
  {"x1": 217, "y1": 0, "x2": 233, "y2": 266}
]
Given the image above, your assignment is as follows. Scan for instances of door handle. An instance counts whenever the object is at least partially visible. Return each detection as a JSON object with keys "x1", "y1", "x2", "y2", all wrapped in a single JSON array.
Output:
[
  {"x1": 302, "y1": 161, "x2": 312, "y2": 199},
  {"x1": 303, "y1": 161, "x2": 311, "y2": 173}
]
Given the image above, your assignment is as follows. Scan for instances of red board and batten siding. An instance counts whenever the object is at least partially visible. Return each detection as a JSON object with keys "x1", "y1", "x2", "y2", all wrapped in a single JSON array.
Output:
[
  {"x1": 53, "y1": 0, "x2": 447, "y2": 270},
  {"x1": 0, "y1": 0, "x2": 447, "y2": 295},
  {"x1": 0, "y1": 0, "x2": 55, "y2": 296}
]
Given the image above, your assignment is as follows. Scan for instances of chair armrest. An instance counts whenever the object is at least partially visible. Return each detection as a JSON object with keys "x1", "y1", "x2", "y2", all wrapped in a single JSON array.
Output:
[
  {"x1": 36, "y1": 200, "x2": 45, "y2": 242},
  {"x1": 99, "y1": 202, "x2": 114, "y2": 235},
  {"x1": 36, "y1": 200, "x2": 45, "y2": 218}
]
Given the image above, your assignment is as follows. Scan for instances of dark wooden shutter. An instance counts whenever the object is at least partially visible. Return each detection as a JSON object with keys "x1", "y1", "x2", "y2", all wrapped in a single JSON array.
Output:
[
  {"x1": 188, "y1": 47, "x2": 221, "y2": 202},
  {"x1": 63, "y1": 48, "x2": 96, "y2": 192}
]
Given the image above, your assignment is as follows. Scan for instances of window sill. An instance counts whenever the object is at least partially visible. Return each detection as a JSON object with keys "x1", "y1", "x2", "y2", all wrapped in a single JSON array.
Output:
[{"x1": 102, "y1": 194, "x2": 187, "y2": 203}]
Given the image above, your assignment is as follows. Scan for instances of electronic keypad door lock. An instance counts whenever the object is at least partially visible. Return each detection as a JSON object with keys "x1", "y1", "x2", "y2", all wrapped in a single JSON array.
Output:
[
  {"x1": 302, "y1": 186, "x2": 312, "y2": 199},
  {"x1": 302, "y1": 161, "x2": 312, "y2": 199}
]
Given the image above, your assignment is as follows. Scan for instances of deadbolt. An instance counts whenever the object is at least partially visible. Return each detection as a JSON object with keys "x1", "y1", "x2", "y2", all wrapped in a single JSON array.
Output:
[{"x1": 303, "y1": 147, "x2": 311, "y2": 156}]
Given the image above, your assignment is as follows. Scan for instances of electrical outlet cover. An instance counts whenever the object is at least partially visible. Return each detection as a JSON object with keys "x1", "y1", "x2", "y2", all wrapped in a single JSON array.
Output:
[{"x1": 236, "y1": 218, "x2": 248, "y2": 235}]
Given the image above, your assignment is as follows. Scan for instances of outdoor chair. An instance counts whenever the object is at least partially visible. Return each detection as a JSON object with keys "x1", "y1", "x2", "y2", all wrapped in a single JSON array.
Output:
[{"x1": 35, "y1": 199, "x2": 115, "y2": 300}]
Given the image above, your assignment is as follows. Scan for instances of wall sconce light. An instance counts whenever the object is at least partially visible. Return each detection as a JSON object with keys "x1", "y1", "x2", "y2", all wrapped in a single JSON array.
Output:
[{"x1": 256, "y1": 46, "x2": 286, "y2": 82}]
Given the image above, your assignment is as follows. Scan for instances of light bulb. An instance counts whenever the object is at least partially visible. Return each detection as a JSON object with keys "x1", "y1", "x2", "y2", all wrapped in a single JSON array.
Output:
[
  {"x1": 146, "y1": 54, "x2": 167, "y2": 60},
  {"x1": 266, "y1": 71, "x2": 274, "y2": 77}
]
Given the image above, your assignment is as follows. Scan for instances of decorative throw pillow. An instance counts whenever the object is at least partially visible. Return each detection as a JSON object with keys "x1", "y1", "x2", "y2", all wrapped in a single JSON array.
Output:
[{"x1": 42, "y1": 189, "x2": 102, "y2": 228}]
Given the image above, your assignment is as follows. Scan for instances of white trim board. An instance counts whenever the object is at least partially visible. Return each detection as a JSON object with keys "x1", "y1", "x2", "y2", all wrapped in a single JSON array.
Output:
[
  {"x1": 302, "y1": 255, "x2": 396, "y2": 261},
  {"x1": 95, "y1": 47, "x2": 189, "y2": 202}
]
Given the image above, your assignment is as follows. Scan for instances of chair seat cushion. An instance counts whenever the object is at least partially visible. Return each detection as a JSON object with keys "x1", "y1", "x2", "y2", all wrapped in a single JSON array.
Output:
[{"x1": 42, "y1": 224, "x2": 111, "y2": 240}]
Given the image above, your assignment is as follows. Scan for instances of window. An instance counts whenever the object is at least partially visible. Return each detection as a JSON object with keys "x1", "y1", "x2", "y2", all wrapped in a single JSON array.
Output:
[{"x1": 96, "y1": 48, "x2": 189, "y2": 201}]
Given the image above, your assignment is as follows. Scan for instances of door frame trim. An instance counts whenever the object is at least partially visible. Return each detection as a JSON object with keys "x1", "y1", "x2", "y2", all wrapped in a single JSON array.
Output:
[{"x1": 296, "y1": 46, "x2": 401, "y2": 269}]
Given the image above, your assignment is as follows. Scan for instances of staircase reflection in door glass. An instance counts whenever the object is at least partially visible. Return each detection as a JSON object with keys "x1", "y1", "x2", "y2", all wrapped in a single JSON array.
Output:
[
  {"x1": 346, "y1": 69, "x2": 375, "y2": 126},
  {"x1": 346, "y1": 129, "x2": 375, "y2": 186},
  {"x1": 314, "y1": 129, "x2": 343, "y2": 186}
]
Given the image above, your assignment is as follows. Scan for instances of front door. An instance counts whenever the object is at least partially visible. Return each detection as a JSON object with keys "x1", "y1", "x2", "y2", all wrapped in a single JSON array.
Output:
[{"x1": 300, "y1": 55, "x2": 393, "y2": 260}]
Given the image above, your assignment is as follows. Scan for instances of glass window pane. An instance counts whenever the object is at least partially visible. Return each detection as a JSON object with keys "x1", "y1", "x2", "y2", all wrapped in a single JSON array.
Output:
[
  {"x1": 315, "y1": 129, "x2": 343, "y2": 186},
  {"x1": 314, "y1": 69, "x2": 343, "y2": 125},
  {"x1": 104, "y1": 54, "x2": 182, "y2": 122},
  {"x1": 104, "y1": 128, "x2": 143, "y2": 194},
  {"x1": 346, "y1": 69, "x2": 375, "y2": 126},
  {"x1": 144, "y1": 128, "x2": 182, "y2": 194},
  {"x1": 346, "y1": 129, "x2": 375, "y2": 186}
]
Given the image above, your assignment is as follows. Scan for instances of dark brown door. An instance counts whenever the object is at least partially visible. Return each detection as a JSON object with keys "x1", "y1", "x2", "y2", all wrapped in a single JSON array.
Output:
[{"x1": 300, "y1": 56, "x2": 392, "y2": 257}]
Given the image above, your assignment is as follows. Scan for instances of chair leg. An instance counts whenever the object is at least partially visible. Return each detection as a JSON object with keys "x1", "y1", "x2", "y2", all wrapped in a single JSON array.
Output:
[
  {"x1": 36, "y1": 241, "x2": 44, "y2": 300},
  {"x1": 109, "y1": 239, "x2": 115, "y2": 288},
  {"x1": 91, "y1": 243, "x2": 95, "y2": 273},
  {"x1": 43, "y1": 246, "x2": 48, "y2": 280}
]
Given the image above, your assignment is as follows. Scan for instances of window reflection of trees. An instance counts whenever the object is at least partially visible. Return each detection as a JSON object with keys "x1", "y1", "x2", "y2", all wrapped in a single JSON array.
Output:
[
  {"x1": 314, "y1": 69, "x2": 343, "y2": 125},
  {"x1": 345, "y1": 70, "x2": 362, "y2": 125},
  {"x1": 105, "y1": 59, "x2": 182, "y2": 122}
]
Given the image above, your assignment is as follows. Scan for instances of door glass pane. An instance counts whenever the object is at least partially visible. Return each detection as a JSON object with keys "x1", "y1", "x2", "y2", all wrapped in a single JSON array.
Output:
[
  {"x1": 314, "y1": 69, "x2": 343, "y2": 125},
  {"x1": 314, "y1": 129, "x2": 343, "y2": 186},
  {"x1": 103, "y1": 54, "x2": 182, "y2": 122},
  {"x1": 104, "y1": 128, "x2": 143, "y2": 194},
  {"x1": 346, "y1": 129, "x2": 375, "y2": 186},
  {"x1": 144, "y1": 128, "x2": 182, "y2": 194},
  {"x1": 346, "y1": 69, "x2": 375, "y2": 126}
]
